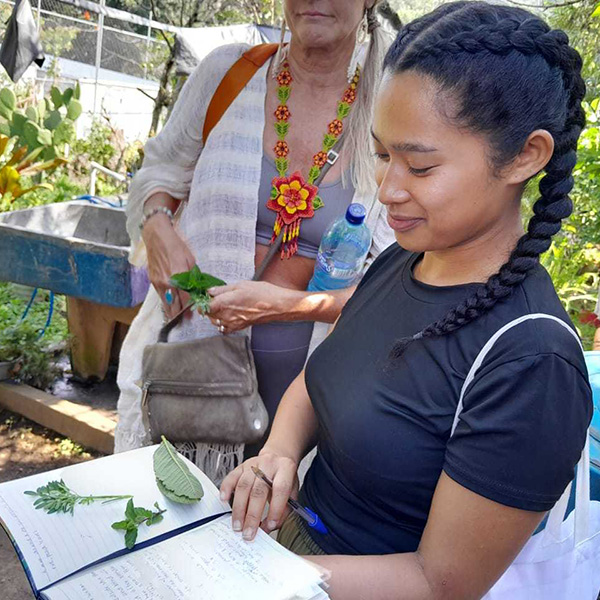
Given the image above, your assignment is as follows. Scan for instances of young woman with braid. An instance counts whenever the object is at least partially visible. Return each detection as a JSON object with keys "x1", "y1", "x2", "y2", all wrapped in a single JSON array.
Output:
[{"x1": 221, "y1": 3, "x2": 593, "y2": 598}]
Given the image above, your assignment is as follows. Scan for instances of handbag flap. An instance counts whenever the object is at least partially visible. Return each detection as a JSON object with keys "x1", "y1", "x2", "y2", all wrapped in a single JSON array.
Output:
[{"x1": 142, "y1": 334, "x2": 256, "y2": 397}]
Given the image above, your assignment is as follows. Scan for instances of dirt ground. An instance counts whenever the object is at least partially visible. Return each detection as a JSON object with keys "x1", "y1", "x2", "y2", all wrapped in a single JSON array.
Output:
[{"x1": 0, "y1": 408, "x2": 101, "y2": 600}]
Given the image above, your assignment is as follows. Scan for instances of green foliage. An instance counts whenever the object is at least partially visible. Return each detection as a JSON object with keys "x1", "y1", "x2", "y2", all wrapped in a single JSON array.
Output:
[
  {"x1": 0, "y1": 283, "x2": 67, "y2": 347},
  {"x1": 72, "y1": 119, "x2": 115, "y2": 167},
  {"x1": 0, "y1": 320, "x2": 62, "y2": 389},
  {"x1": 0, "y1": 283, "x2": 68, "y2": 388},
  {"x1": 0, "y1": 136, "x2": 66, "y2": 205},
  {"x1": 549, "y1": 0, "x2": 600, "y2": 97},
  {"x1": 3, "y1": 171, "x2": 85, "y2": 213},
  {"x1": 153, "y1": 437, "x2": 204, "y2": 504},
  {"x1": 112, "y1": 500, "x2": 166, "y2": 549},
  {"x1": 0, "y1": 85, "x2": 83, "y2": 161},
  {"x1": 170, "y1": 266, "x2": 226, "y2": 315},
  {"x1": 540, "y1": 237, "x2": 600, "y2": 348},
  {"x1": 24, "y1": 480, "x2": 132, "y2": 515}
]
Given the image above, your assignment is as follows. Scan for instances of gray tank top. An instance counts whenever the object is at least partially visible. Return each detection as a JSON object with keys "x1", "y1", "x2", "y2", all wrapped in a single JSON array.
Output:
[{"x1": 256, "y1": 153, "x2": 355, "y2": 259}]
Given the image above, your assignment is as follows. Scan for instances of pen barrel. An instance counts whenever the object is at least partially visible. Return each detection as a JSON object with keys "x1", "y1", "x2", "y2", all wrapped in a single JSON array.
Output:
[{"x1": 303, "y1": 507, "x2": 329, "y2": 535}]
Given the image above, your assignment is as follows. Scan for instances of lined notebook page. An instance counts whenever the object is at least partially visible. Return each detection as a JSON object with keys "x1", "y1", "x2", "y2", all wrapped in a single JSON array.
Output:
[
  {"x1": 43, "y1": 515, "x2": 327, "y2": 600},
  {"x1": 0, "y1": 446, "x2": 230, "y2": 591}
]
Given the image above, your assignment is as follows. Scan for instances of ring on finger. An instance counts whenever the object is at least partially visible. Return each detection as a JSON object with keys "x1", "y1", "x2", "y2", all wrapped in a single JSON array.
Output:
[
  {"x1": 165, "y1": 288, "x2": 174, "y2": 305},
  {"x1": 219, "y1": 324, "x2": 225, "y2": 334}
]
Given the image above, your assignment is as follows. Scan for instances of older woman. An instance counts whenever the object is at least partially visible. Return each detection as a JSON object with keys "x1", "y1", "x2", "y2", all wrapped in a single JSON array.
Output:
[{"x1": 115, "y1": 0, "x2": 394, "y2": 480}]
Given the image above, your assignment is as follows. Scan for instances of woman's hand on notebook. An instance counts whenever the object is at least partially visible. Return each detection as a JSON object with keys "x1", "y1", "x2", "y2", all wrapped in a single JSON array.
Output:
[{"x1": 220, "y1": 449, "x2": 299, "y2": 542}]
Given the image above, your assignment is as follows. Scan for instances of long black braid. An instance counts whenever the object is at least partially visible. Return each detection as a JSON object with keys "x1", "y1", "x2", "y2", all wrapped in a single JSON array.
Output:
[{"x1": 382, "y1": 2, "x2": 586, "y2": 359}]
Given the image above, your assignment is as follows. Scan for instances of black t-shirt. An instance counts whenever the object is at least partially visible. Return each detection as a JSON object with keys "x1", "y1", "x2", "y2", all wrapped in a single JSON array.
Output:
[{"x1": 301, "y1": 244, "x2": 592, "y2": 555}]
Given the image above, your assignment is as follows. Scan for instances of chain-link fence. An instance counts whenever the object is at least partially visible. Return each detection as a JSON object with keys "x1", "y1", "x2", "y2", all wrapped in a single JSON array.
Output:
[{"x1": 0, "y1": 0, "x2": 171, "y2": 140}]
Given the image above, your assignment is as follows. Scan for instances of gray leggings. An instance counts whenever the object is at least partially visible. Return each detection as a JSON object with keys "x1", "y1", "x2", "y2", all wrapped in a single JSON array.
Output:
[{"x1": 245, "y1": 320, "x2": 314, "y2": 457}]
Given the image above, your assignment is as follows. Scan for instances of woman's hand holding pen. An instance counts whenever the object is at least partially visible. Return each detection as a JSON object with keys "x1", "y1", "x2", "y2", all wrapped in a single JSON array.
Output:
[{"x1": 220, "y1": 448, "x2": 299, "y2": 542}]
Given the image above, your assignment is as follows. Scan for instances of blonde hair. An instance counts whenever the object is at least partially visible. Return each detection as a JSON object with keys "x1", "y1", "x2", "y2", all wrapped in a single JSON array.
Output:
[{"x1": 344, "y1": 1, "x2": 390, "y2": 194}]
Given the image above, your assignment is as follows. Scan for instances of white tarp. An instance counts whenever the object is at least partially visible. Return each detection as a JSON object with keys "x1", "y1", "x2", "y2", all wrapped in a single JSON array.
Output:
[{"x1": 175, "y1": 23, "x2": 287, "y2": 76}]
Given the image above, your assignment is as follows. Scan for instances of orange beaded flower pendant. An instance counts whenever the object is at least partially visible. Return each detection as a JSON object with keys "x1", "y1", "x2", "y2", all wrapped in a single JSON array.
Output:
[{"x1": 267, "y1": 61, "x2": 361, "y2": 258}]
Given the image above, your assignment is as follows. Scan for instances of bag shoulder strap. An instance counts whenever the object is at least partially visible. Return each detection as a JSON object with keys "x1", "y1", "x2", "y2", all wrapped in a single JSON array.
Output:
[
  {"x1": 452, "y1": 313, "x2": 591, "y2": 543},
  {"x1": 202, "y1": 43, "x2": 279, "y2": 145},
  {"x1": 452, "y1": 313, "x2": 582, "y2": 437}
]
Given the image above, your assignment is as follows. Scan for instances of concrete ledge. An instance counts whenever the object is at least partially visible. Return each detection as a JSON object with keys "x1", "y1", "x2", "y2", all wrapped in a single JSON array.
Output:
[{"x1": 0, "y1": 382, "x2": 115, "y2": 454}]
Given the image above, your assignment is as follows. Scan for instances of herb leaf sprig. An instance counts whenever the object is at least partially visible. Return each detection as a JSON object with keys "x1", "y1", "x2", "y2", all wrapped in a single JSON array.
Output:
[
  {"x1": 112, "y1": 499, "x2": 166, "y2": 549},
  {"x1": 170, "y1": 265, "x2": 226, "y2": 315},
  {"x1": 24, "y1": 480, "x2": 133, "y2": 515}
]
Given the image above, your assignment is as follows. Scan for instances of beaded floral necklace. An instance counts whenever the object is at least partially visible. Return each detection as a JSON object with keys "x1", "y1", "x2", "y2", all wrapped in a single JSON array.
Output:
[{"x1": 266, "y1": 61, "x2": 361, "y2": 258}]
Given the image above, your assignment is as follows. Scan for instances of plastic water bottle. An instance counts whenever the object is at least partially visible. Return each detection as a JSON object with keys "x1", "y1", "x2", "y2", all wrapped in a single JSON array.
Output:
[{"x1": 307, "y1": 203, "x2": 372, "y2": 292}]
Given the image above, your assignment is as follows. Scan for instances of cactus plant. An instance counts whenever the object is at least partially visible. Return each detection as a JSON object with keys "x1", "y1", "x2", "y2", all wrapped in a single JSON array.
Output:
[{"x1": 0, "y1": 84, "x2": 82, "y2": 161}]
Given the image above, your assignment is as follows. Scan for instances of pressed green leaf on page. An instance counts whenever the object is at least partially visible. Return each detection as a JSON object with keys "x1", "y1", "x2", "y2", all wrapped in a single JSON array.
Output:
[
  {"x1": 154, "y1": 437, "x2": 204, "y2": 502},
  {"x1": 155, "y1": 478, "x2": 198, "y2": 504}
]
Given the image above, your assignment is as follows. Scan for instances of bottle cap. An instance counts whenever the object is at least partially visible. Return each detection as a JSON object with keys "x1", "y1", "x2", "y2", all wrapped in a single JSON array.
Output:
[{"x1": 345, "y1": 203, "x2": 366, "y2": 225}]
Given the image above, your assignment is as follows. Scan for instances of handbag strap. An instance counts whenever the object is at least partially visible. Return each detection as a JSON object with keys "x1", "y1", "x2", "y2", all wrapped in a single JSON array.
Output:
[
  {"x1": 203, "y1": 43, "x2": 279, "y2": 145},
  {"x1": 452, "y1": 313, "x2": 591, "y2": 545}
]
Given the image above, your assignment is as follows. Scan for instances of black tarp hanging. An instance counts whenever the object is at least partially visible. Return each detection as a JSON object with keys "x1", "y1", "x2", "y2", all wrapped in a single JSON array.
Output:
[{"x1": 0, "y1": 0, "x2": 45, "y2": 82}]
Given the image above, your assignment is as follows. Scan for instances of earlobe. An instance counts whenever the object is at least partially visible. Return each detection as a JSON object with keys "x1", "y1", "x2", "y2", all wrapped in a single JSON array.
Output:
[{"x1": 508, "y1": 129, "x2": 555, "y2": 184}]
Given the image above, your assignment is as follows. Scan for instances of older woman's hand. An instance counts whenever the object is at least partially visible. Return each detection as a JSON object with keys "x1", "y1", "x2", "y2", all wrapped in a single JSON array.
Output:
[
  {"x1": 207, "y1": 281, "x2": 299, "y2": 333},
  {"x1": 142, "y1": 215, "x2": 196, "y2": 319}
]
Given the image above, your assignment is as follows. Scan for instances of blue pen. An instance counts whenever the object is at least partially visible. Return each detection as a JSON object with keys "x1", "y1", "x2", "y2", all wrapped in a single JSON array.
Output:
[{"x1": 251, "y1": 466, "x2": 329, "y2": 535}]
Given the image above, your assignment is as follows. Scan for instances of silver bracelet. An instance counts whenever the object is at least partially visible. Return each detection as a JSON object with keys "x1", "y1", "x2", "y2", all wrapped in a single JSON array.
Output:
[{"x1": 139, "y1": 206, "x2": 174, "y2": 231}]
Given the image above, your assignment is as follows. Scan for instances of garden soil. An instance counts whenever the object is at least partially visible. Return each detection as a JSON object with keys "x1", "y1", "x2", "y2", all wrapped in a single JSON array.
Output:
[{"x1": 0, "y1": 408, "x2": 101, "y2": 600}]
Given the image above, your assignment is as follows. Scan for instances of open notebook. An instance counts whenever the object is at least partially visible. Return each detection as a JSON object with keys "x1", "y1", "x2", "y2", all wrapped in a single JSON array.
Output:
[{"x1": 0, "y1": 446, "x2": 329, "y2": 600}]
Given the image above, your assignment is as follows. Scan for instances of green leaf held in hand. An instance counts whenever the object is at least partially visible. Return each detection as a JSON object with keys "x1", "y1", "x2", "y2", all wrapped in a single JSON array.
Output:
[
  {"x1": 170, "y1": 265, "x2": 226, "y2": 315},
  {"x1": 24, "y1": 480, "x2": 133, "y2": 515},
  {"x1": 112, "y1": 499, "x2": 166, "y2": 549},
  {"x1": 154, "y1": 436, "x2": 204, "y2": 504}
]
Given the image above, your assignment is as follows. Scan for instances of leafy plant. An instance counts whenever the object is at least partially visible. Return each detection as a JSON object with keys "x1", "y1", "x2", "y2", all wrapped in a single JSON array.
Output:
[
  {"x1": 0, "y1": 84, "x2": 82, "y2": 161},
  {"x1": 0, "y1": 135, "x2": 66, "y2": 205},
  {"x1": 72, "y1": 118, "x2": 115, "y2": 166},
  {"x1": 0, "y1": 320, "x2": 63, "y2": 389},
  {"x1": 4, "y1": 172, "x2": 86, "y2": 213},
  {"x1": 541, "y1": 236, "x2": 600, "y2": 349},
  {"x1": 170, "y1": 265, "x2": 226, "y2": 314},
  {"x1": 112, "y1": 499, "x2": 166, "y2": 549},
  {"x1": 24, "y1": 480, "x2": 132, "y2": 515},
  {"x1": 153, "y1": 436, "x2": 204, "y2": 504},
  {"x1": 0, "y1": 283, "x2": 68, "y2": 356}
]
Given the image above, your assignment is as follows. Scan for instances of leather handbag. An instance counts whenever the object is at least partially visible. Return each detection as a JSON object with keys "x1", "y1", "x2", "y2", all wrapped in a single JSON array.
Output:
[
  {"x1": 141, "y1": 330, "x2": 268, "y2": 444},
  {"x1": 140, "y1": 43, "x2": 346, "y2": 445}
]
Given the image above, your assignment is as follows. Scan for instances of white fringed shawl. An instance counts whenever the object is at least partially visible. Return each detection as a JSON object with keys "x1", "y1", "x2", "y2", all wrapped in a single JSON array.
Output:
[{"x1": 115, "y1": 43, "x2": 394, "y2": 482}]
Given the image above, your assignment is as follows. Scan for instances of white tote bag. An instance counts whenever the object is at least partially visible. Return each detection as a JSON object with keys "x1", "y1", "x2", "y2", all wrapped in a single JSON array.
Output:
[{"x1": 451, "y1": 314, "x2": 600, "y2": 600}]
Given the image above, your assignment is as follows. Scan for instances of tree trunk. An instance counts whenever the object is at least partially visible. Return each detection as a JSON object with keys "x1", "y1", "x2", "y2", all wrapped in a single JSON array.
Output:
[
  {"x1": 149, "y1": 50, "x2": 175, "y2": 137},
  {"x1": 378, "y1": 1, "x2": 403, "y2": 31}
]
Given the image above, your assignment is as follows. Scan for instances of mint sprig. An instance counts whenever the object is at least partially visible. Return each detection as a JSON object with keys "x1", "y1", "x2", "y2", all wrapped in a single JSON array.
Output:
[
  {"x1": 170, "y1": 265, "x2": 226, "y2": 315},
  {"x1": 111, "y1": 499, "x2": 166, "y2": 549}
]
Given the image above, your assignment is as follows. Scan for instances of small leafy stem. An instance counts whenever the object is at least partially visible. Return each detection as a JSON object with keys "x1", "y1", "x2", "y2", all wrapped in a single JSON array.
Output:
[
  {"x1": 24, "y1": 480, "x2": 133, "y2": 515},
  {"x1": 112, "y1": 499, "x2": 166, "y2": 549},
  {"x1": 170, "y1": 265, "x2": 226, "y2": 316}
]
